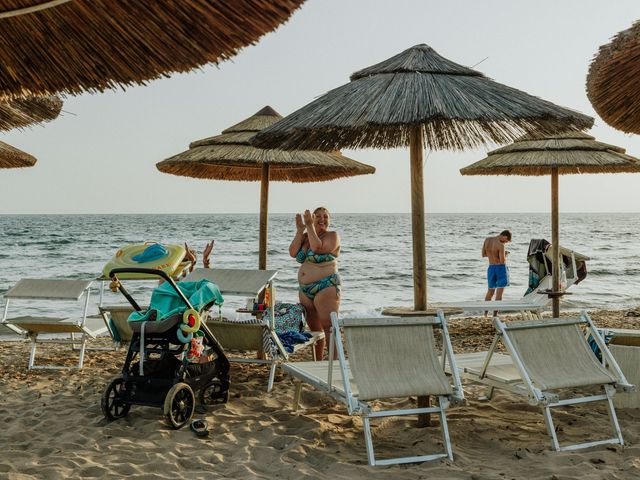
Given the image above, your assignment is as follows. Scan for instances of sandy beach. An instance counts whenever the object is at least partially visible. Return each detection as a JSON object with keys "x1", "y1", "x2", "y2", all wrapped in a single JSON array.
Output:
[{"x1": 1, "y1": 308, "x2": 639, "y2": 479}]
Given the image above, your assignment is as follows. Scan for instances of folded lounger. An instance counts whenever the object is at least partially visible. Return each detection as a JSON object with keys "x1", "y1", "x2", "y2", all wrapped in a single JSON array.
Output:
[
  {"x1": 454, "y1": 311, "x2": 633, "y2": 451},
  {"x1": 184, "y1": 268, "x2": 323, "y2": 392},
  {"x1": 1, "y1": 279, "x2": 106, "y2": 369},
  {"x1": 283, "y1": 311, "x2": 464, "y2": 466}
]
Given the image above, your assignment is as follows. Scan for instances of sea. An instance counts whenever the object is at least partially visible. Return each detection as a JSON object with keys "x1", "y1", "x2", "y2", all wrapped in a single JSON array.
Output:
[{"x1": 0, "y1": 213, "x2": 638, "y2": 319}]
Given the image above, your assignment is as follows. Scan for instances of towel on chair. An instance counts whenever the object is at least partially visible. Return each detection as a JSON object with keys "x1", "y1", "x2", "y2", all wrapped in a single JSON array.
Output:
[
  {"x1": 277, "y1": 331, "x2": 312, "y2": 353},
  {"x1": 128, "y1": 280, "x2": 223, "y2": 322}
]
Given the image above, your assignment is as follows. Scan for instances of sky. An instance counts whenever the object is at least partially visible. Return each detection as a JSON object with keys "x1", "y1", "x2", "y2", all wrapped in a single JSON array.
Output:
[{"x1": 2, "y1": 0, "x2": 640, "y2": 214}]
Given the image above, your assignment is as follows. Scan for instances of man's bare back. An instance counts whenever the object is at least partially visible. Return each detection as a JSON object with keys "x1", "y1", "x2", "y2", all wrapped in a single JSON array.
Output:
[{"x1": 482, "y1": 236, "x2": 507, "y2": 265}]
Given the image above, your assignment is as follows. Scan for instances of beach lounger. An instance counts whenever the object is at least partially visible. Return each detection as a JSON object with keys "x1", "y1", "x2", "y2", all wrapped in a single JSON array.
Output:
[
  {"x1": 283, "y1": 311, "x2": 464, "y2": 466},
  {"x1": 447, "y1": 244, "x2": 588, "y2": 319},
  {"x1": 1, "y1": 279, "x2": 106, "y2": 369},
  {"x1": 447, "y1": 276, "x2": 553, "y2": 320},
  {"x1": 183, "y1": 268, "x2": 324, "y2": 391},
  {"x1": 96, "y1": 273, "x2": 159, "y2": 349},
  {"x1": 98, "y1": 304, "x2": 135, "y2": 348},
  {"x1": 453, "y1": 311, "x2": 633, "y2": 451}
]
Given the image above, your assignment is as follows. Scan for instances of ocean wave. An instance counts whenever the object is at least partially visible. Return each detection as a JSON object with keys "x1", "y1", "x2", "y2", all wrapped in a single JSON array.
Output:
[{"x1": 3, "y1": 213, "x2": 640, "y2": 316}]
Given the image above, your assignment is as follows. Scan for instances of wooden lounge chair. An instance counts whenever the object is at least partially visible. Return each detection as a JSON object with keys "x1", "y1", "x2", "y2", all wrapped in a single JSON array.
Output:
[
  {"x1": 1, "y1": 279, "x2": 106, "y2": 369},
  {"x1": 452, "y1": 311, "x2": 633, "y2": 451},
  {"x1": 283, "y1": 311, "x2": 464, "y2": 466},
  {"x1": 183, "y1": 268, "x2": 324, "y2": 391}
]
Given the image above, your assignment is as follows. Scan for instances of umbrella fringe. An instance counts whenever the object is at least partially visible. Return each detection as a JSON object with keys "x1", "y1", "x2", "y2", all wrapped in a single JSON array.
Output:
[
  {"x1": 0, "y1": 95, "x2": 62, "y2": 131},
  {"x1": 586, "y1": 19, "x2": 640, "y2": 134},
  {"x1": 157, "y1": 106, "x2": 375, "y2": 181},
  {"x1": 252, "y1": 44, "x2": 593, "y2": 151},
  {"x1": 0, "y1": 139, "x2": 37, "y2": 168},
  {"x1": 460, "y1": 133, "x2": 640, "y2": 176},
  {"x1": 0, "y1": 0, "x2": 305, "y2": 98},
  {"x1": 255, "y1": 118, "x2": 588, "y2": 151}
]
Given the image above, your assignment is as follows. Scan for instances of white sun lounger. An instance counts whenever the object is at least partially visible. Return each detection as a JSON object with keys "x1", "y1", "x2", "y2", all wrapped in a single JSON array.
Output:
[
  {"x1": 183, "y1": 268, "x2": 324, "y2": 391},
  {"x1": 1, "y1": 279, "x2": 106, "y2": 369},
  {"x1": 283, "y1": 311, "x2": 464, "y2": 466},
  {"x1": 452, "y1": 311, "x2": 633, "y2": 451},
  {"x1": 446, "y1": 247, "x2": 585, "y2": 319},
  {"x1": 447, "y1": 276, "x2": 553, "y2": 320}
]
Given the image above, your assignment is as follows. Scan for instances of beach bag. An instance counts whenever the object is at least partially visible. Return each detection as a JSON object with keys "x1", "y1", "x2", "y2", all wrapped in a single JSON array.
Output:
[{"x1": 269, "y1": 301, "x2": 307, "y2": 335}]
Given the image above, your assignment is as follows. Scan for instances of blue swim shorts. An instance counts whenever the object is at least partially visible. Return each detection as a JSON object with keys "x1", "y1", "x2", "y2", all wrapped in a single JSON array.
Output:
[{"x1": 487, "y1": 264, "x2": 509, "y2": 289}]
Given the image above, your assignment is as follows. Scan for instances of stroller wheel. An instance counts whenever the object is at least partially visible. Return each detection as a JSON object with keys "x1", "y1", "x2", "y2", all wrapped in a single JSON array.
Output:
[
  {"x1": 164, "y1": 382, "x2": 195, "y2": 429},
  {"x1": 199, "y1": 380, "x2": 229, "y2": 405},
  {"x1": 101, "y1": 376, "x2": 131, "y2": 421}
]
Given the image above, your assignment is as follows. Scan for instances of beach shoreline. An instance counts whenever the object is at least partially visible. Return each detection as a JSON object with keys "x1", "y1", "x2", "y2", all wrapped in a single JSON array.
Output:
[{"x1": 1, "y1": 307, "x2": 640, "y2": 479}]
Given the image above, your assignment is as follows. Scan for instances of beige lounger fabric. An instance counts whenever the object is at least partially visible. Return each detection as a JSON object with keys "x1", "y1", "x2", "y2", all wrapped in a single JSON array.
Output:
[
  {"x1": 99, "y1": 305, "x2": 134, "y2": 342},
  {"x1": 290, "y1": 360, "x2": 357, "y2": 395},
  {"x1": 344, "y1": 318, "x2": 453, "y2": 400},
  {"x1": 183, "y1": 268, "x2": 276, "y2": 296},
  {"x1": 208, "y1": 320, "x2": 265, "y2": 351},
  {"x1": 505, "y1": 319, "x2": 617, "y2": 390},
  {"x1": 5, "y1": 279, "x2": 93, "y2": 300},
  {"x1": 7, "y1": 316, "x2": 94, "y2": 335}
]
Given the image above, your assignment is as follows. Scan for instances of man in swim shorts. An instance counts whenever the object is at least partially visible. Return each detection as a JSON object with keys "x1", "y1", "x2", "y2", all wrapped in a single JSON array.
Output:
[{"x1": 482, "y1": 230, "x2": 512, "y2": 311}]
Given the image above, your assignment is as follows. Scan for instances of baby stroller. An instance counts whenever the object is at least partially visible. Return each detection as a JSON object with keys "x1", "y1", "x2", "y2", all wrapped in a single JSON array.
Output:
[{"x1": 101, "y1": 267, "x2": 230, "y2": 429}]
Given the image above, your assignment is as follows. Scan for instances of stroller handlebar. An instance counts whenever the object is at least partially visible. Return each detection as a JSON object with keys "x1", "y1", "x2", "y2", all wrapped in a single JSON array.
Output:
[{"x1": 108, "y1": 267, "x2": 194, "y2": 312}]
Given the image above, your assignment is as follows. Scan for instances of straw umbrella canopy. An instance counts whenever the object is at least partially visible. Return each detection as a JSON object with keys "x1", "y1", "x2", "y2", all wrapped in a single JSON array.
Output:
[
  {"x1": 253, "y1": 44, "x2": 594, "y2": 312},
  {"x1": 0, "y1": 0, "x2": 306, "y2": 98},
  {"x1": 460, "y1": 131, "x2": 640, "y2": 316},
  {"x1": 0, "y1": 139, "x2": 37, "y2": 168},
  {"x1": 0, "y1": 95, "x2": 61, "y2": 167},
  {"x1": 157, "y1": 106, "x2": 375, "y2": 270},
  {"x1": 587, "y1": 20, "x2": 640, "y2": 134},
  {"x1": 0, "y1": 95, "x2": 62, "y2": 131}
]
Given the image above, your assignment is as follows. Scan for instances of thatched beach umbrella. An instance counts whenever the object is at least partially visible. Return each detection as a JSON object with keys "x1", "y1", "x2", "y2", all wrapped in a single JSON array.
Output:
[
  {"x1": 587, "y1": 20, "x2": 640, "y2": 134},
  {"x1": 0, "y1": 140, "x2": 37, "y2": 168},
  {"x1": 0, "y1": 95, "x2": 62, "y2": 131},
  {"x1": 460, "y1": 131, "x2": 640, "y2": 317},
  {"x1": 253, "y1": 44, "x2": 594, "y2": 312},
  {"x1": 0, "y1": 0, "x2": 306, "y2": 98},
  {"x1": 157, "y1": 106, "x2": 375, "y2": 270}
]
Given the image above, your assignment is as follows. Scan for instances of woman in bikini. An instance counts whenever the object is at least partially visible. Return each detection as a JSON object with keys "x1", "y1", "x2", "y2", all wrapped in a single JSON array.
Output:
[{"x1": 289, "y1": 207, "x2": 341, "y2": 360}]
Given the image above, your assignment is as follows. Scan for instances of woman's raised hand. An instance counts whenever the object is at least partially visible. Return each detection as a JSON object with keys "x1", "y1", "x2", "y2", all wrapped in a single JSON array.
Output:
[
  {"x1": 184, "y1": 243, "x2": 197, "y2": 264},
  {"x1": 203, "y1": 240, "x2": 214, "y2": 268},
  {"x1": 295, "y1": 213, "x2": 305, "y2": 233},
  {"x1": 183, "y1": 243, "x2": 197, "y2": 276},
  {"x1": 303, "y1": 209, "x2": 313, "y2": 226}
]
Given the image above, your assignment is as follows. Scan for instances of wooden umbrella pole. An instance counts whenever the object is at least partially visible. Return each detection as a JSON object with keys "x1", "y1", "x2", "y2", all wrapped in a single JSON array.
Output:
[
  {"x1": 259, "y1": 164, "x2": 270, "y2": 270},
  {"x1": 409, "y1": 125, "x2": 427, "y2": 312},
  {"x1": 551, "y1": 168, "x2": 560, "y2": 317},
  {"x1": 410, "y1": 125, "x2": 430, "y2": 427}
]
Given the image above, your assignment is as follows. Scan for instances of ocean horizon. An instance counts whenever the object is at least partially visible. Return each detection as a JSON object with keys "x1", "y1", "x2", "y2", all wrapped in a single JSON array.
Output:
[{"x1": 1, "y1": 212, "x2": 638, "y2": 318}]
